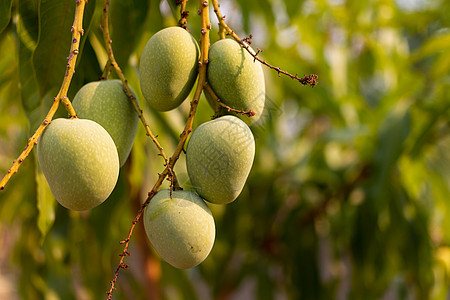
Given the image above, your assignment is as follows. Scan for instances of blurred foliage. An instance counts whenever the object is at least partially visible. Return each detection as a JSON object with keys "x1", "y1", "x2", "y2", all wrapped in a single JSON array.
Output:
[{"x1": 1, "y1": 0, "x2": 450, "y2": 299}]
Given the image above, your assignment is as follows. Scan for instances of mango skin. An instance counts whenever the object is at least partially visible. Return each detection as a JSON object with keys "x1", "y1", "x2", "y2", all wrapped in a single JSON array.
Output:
[
  {"x1": 186, "y1": 115, "x2": 255, "y2": 204},
  {"x1": 139, "y1": 26, "x2": 199, "y2": 111},
  {"x1": 72, "y1": 80, "x2": 139, "y2": 167},
  {"x1": 144, "y1": 189, "x2": 215, "y2": 269},
  {"x1": 37, "y1": 118, "x2": 119, "y2": 211},
  {"x1": 207, "y1": 38, "x2": 265, "y2": 125}
]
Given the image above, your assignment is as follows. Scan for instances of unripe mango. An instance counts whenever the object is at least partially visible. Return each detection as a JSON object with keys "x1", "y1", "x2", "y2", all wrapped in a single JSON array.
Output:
[
  {"x1": 143, "y1": 189, "x2": 215, "y2": 269},
  {"x1": 72, "y1": 80, "x2": 139, "y2": 166},
  {"x1": 37, "y1": 118, "x2": 119, "y2": 211},
  {"x1": 207, "y1": 38, "x2": 265, "y2": 125},
  {"x1": 186, "y1": 115, "x2": 255, "y2": 204},
  {"x1": 139, "y1": 26, "x2": 199, "y2": 111}
]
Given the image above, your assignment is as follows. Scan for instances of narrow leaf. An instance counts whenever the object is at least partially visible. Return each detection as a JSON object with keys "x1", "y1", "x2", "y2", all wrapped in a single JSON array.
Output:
[
  {"x1": 411, "y1": 33, "x2": 450, "y2": 62},
  {"x1": 17, "y1": 0, "x2": 40, "y2": 43},
  {"x1": 32, "y1": 0, "x2": 75, "y2": 97},
  {"x1": 110, "y1": 0, "x2": 149, "y2": 67},
  {"x1": 35, "y1": 154, "x2": 56, "y2": 244},
  {"x1": 0, "y1": 0, "x2": 13, "y2": 33},
  {"x1": 372, "y1": 102, "x2": 411, "y2": 203}
]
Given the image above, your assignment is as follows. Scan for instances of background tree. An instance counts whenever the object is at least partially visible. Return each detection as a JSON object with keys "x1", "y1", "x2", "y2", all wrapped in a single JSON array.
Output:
[{"x1": 0, "y1": 0, "x2": 449, "y2": 299}]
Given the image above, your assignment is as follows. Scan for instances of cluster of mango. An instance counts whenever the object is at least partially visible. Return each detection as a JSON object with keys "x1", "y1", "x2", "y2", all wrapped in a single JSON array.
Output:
[
  {"x1": 140, "y1": 27, "x2": 265, "y2": 269},
  {"x1": 37, "y1": 26, "x2": 265, "y2": 269}
]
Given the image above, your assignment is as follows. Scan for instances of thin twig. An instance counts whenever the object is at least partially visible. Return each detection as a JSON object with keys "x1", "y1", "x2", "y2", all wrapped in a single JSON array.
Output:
[
  {"x1": 0, "y1": 0, "x2": 86, "y2": 191},
  {"x1": 211, "y1": 0, "x2": 318, "y2": 87},
  {"x1": 204, "y1": 82, "x2": 255, "y2": 118},
  {"x1": 177, "y1": 0, "x2": 189, "y2": 29},
  {"x1": 105, "y1": 1, "x2": 211, "y2": 298},
  {"x1": 101, "y1": 0, "x2": 169, "y2": 167}
]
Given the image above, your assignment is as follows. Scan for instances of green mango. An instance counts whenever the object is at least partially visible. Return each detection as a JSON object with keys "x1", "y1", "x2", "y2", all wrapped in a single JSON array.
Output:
[
  {"x1": 186, "y1": 115, "x2": 255, "y2": 204},
  {"x1": 207, "y1": 38, "x2": 265, "y2": 125},
  {"x1": 37, "y1": 118, "x2": 119, "y2": 211},
  {"x1": 139, "y1": 26, "x2": 199, "y2": 111},
  {"x1": 72, "y1": 80, "x2": 139, "y2": 167},
  {"x1": 143, "y1": 189, "x2": 215, "y2": 269}
]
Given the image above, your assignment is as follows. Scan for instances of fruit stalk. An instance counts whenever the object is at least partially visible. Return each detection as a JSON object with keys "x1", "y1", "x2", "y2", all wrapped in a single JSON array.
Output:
[
  {"x1": 101, "y1": 0, "x2": 169, "y2": 166},
  {"x1": 0, "y1": 0, "x2": 87, "y2": 191},
  {"x1": 204, "y1": 82, "x2": 256, "y2": 117},
  {"x1": 100, "y1": 57, "x2": 112, "y2": 80},
  {"x1": 211, "y1": 0, "x2": 318, "y2": 87},
  {"x1": 105, "y1": 1, "x2": 211, "y2": 298}
]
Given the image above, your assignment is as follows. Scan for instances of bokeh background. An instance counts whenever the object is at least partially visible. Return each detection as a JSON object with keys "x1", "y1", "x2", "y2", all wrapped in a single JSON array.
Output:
[{"x1": 0, "y1": 0, "x2": 450, "y2": 299}]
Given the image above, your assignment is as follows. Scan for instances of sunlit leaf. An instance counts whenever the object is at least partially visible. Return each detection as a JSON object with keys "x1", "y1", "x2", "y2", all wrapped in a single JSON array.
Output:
[{"x1": 411, "y1": 32, "x2": 450, "y2": 62}]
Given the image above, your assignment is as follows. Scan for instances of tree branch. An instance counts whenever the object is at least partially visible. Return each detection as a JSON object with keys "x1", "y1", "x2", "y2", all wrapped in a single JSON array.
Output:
[
  {"x1": 105, "y1": 0, "x2": 211, "y2": 298},
  {"x1": 0, "y1": 0, "x2": 86, "y2": 191}
]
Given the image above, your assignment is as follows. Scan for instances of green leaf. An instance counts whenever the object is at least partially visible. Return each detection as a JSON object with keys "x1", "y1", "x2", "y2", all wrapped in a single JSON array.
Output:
[
  {"x1": 32, "y1": 0, "x2": 75, "y2": 97},
  {"x1": 110, "y1": 0, "x2": 150, "y2": 67},
  {"x1": 17, "y1": 19, "x2": 41, "y2": 130},
  {"x1": 372, "y1": 102, "x2": 411, "y2": 202},
  {"x1": 0, "y1": 0, "x2": 13, "y2": 33},
  {"x1": 31, "y1": 0, "x2": 97, "y2": 102},
  {"x1": 34, "y1": 154, "x2": 55, "y2": 244},
  {"x1": 17, "y1": 0, "x2": 40, "y2": 42},
  {"x1": 411, "y1": 32, "x2": 450, "y2": 62}
]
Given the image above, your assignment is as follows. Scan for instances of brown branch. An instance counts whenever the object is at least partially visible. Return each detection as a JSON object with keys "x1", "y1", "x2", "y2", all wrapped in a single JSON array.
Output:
[
  {"x1": 0, "y1": 0, "x2": 86, "y2": 191},
  {"x1": 177, "y1": 0, "x2": 189, "y2": 29},
  {"x1": 211, "y1": 0, "x2": 318, "y2": 87},
  {"x1": 101, "y1": 0, "x2": 169, "y2": 168},
  {"x1": 105, "y1": 0, "x2": 211, "y2": 298}
]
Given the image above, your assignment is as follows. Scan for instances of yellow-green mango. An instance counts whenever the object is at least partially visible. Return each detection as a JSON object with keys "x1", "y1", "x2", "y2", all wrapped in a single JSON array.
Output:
[
  {"x1": 207, "y1": 38, "x2": 265, "y2": 125},
  {"x1": 143, "y1": 189, "x2": 215, "y2": 269},
  {"x1": 139, "y1": 26, "x2": 199, "y2": 111},
  {"x1": 72, "y1": 80, "x2": 139, "y2": 167},
  {"x1": 37, "y1": 118, "x2": 119, "y2": 211},
  {"x1": 186, "y1": 115, "x2": 255, "y2": 204}
]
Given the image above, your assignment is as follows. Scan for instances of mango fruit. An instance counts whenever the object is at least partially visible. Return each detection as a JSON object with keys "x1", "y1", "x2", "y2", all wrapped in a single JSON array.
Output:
[
  {"x1": 186, "y1": 115, "x2": 255, "y2": 204},
  {"x1": 37, "y1": 118, "x2": 119, "y2": 211},
  {"x1": 139, "y1": 26, "x2": 199, "y2": 111},
  {"x1": 207, "y1": 38, "x2": 265, "y2": 125},
  {"x1": 72, "y1": 80, "x2": 139, "y2": 167},
  {"x1": 143, "y1": 189, "x2": 215, "y2": 269}
]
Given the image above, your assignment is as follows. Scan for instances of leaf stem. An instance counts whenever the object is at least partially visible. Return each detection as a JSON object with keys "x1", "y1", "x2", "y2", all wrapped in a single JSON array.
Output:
[
  {"x1": 0, "y1": 0, "x2": 86, "y2": 191},
  {"x1": 105, "y1": 0, "x2": 211, "y2": 297}
]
